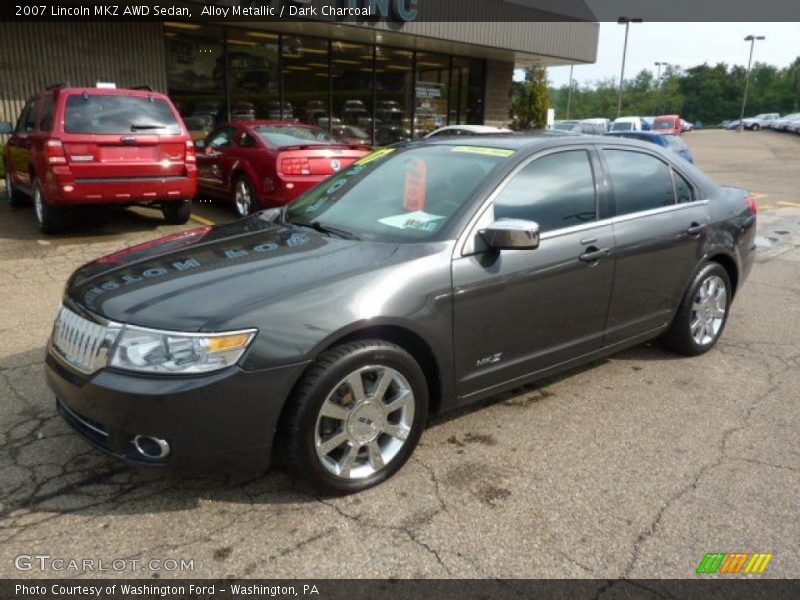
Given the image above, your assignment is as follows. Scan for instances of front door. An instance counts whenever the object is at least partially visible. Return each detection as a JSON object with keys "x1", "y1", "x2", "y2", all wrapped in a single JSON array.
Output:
[
  {"x1": 197, "y1": 126, "x2": 237, "y2": 196},
  {"x1": 452, "y1": 148, "x2": 615, "y2": 400}
]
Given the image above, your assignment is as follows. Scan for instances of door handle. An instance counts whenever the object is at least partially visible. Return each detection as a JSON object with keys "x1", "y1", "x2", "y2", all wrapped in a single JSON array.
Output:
[
  {"x1": 579, "y1": 247, "x2": 611, "y2": 263},
  {"x1": 687, "y1": 223, "x2": 705, "y2": 236}
]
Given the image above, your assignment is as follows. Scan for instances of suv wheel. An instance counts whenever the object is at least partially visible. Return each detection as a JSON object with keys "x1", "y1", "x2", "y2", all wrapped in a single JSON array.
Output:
[
  {"x1": 162, "y1": 200, "x2": 191, "y2": 225},
  {"x1": 5, "y1": 171, "x2": 28, "y2": 207},
  {"x1": 751, "y1": 124, "x2": 761, "y2": 131},
  {"x1": 279, "y1": 340, "x2": 429, "y2": 495},
  {"x1": 234, "y1": 176, "x2": 255, "y2": 218},
  {"x1": 33, "y1": 179, "x2": 68, "y2": 234},
  {"x1": 662, "y1": 262, "x2": 732, "y2": 356}
]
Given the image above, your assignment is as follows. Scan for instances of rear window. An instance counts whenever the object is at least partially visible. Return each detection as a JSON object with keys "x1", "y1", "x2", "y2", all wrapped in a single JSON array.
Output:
[
  {"x1": 254, "y1": 125, "x2": 336, "y2": 147},
  {"x1": 664, "y1": 135, "x2": 689, "y2": 152},
  {"x1": 611, "y1": 122, "x2": 633, "y2": 131},
  {"x1": 653, "y1": 120, "x2": 675, "y2": 130},
  {"x1": 64, "y1": 94, "x2": 181, "y2": 135}
]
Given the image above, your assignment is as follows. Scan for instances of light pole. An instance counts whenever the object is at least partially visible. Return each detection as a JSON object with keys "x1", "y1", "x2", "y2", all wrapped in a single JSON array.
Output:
[
  {"x1": 566, "y1": 65, "x2": 574, "y2": 119},
  {"x1": 617, "y1": 17, "x2": 642, "y2": 119},
  {"x1": 654, "y1": 61, "x2": 667, "y2": 113},
  {"x1": 738, "y1": 35, "x2": 765, "y2": 132}
]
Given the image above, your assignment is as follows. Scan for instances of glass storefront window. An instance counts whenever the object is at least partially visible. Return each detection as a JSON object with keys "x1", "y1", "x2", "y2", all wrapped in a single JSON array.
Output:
[
  {"x1": 226, "y1": 30, "x2": 279, "y2": 121},
  {"x1": 414, "y1": 52, "x2": 449, "y2": 137},
  {"x1": 374, "y1": 47, "x2": 413, "y2": 146},
  {"x1": 282, "y1": 35, "x2": 330, "y2": 126},
  {"x1": 331, "y1": 40, "x2": 374, "y2": 146},
  {"x1": 450, "y1": 57, "x2": 485, "y2": 125},
  {"x1": 165, "y1": 23, "x2": 225, "y2": 140}
]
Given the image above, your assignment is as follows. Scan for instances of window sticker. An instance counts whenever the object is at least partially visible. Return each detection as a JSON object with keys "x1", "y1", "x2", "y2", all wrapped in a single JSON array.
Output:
[
  {"x1": 403, "y1": 158, "x2": 428, "y2": 211},
  {"x1": 451, "y1": 146, "x2": 515, "y2": 158},
  {"x1": 355, "y1": 147, "x2": 395, "y2": 166},
  {"x1": 378, "y1": 211, "x2": 445, "y2": 232}
]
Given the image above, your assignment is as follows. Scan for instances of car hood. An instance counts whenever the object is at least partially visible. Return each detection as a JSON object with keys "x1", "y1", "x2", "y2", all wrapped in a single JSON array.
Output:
[{"x1": 66, "y1": 213, "x2": 402, "y2": 331}]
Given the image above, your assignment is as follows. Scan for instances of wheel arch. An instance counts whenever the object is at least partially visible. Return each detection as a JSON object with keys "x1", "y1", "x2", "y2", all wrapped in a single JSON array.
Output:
[{"x1": 707, "y1": 252, "x2": 739, "y2": 297}]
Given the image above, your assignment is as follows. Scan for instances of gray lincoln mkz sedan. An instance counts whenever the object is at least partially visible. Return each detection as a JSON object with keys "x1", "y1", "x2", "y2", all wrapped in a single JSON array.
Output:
[{"x1": 46, "y1": 134, "x2": 757, "y2": 494}]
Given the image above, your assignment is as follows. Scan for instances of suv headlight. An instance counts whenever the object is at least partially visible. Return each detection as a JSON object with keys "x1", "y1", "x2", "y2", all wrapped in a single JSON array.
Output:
[{"x1": 108, "y1": 326, "x2": 257, "y2": 374}]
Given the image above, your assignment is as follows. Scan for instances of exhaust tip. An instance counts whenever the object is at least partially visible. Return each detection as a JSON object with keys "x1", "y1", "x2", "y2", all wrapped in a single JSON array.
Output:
[{"x1": 132, "y1": 435, "x2": 171, "y2": 460}]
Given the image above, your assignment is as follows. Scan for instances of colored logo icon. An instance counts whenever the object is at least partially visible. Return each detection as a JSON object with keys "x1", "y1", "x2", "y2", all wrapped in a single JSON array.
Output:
[{"x1": 696, "y1": 552, "x2": 773, "y2": 574}]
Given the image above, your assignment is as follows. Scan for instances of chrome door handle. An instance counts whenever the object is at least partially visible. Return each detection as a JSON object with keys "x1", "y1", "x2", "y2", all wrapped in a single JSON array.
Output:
[
  {"x1": 687, "y1": 223, "x2": 705, "y2": 236},
  {"x1": 579, "y1": 247, "x2": 611, "y2": 263}
]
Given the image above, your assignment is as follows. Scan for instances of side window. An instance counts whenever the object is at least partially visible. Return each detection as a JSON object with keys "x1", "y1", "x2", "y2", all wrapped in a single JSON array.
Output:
[
  {"x1": 604, "y1": 149, "x2": 675, "y2": 215},
  {"x1": 673, "y1": 170, "x2": 695, "y2": 203},
  {"x1": 493, "y1": 150, "x2": 597, "y2": 232},
  {"x1": 15, "y1": 101, "x2": 34, "y2": 133},
  {"x1": 208, "y1": 127, "x2": 237, "y2": 149},
  {"x1": 23, "y1": 99, "x2": 39, "y2": 132},
  {"x1": 239, "y1": 133, "x2": 257, "y2": 148},
  {"x1": 39, "y1": 95, "x2": 55, "y2": 132}
]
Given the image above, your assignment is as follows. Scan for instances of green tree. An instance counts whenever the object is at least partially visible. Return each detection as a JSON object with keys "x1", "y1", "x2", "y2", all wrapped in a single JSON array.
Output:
[{"x1": 510, "y1": 66, "x2": 550, "y2": 129}]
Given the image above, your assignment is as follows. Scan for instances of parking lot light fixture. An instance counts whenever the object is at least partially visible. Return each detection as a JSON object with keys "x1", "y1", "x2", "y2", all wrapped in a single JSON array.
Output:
[
  {"x1": 655, "y1": 61, "x2": 667, "y2": 113},
  {"x1": 617, "y1": 17, "x2": 643, "y2": 119},
  {"x1": 566, "y1": 65, "x2": 575, "y2": 120},
  {"x1": 739, "y1": 35, "x2": 766, "y2": 132}
]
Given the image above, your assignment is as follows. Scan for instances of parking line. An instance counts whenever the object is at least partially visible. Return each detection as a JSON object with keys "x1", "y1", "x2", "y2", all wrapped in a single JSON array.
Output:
[
  {"x1": 752, "y1": 193, "x2": 769, "y2": 199},
  {"x1": 189, "y1": 214, "x2": 215, "y2": 226},
  {"x1": 777, "y1": 201, "x2": 800, "y2": 207}
]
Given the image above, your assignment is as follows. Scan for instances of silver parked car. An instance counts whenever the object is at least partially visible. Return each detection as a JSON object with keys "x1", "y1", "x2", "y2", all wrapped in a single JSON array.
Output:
[{"x1": 742, "y1": 113, "x2": 780, "y2": 130}]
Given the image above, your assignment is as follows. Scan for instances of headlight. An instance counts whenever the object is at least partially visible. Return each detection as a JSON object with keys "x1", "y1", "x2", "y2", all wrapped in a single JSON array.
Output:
[{"x1": 108, "y1": 326, "x2": 257, "y2": 374}]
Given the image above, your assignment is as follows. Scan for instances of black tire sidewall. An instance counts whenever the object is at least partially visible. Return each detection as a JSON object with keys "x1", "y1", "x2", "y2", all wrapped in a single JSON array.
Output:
[
  {"x1": 669, "y1": 262, "x2": 732, "y2": 355},
  {"x1": 290, "y1": 342, "x2": 429, "y2": 495},
  {"x1": 163, "y1": 200, "x2": 191, "y2": 224}
]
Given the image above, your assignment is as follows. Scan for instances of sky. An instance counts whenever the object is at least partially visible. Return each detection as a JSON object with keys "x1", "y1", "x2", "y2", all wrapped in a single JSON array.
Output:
[{"x1": 544, "y1": 22, "x2": 800, "y2": 88}]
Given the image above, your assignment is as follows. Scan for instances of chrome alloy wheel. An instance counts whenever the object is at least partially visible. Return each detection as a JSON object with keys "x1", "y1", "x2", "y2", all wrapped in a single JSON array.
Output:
[
  {"x1": 33, "y1": 183, "x2": 44, "y2": 225},
  {"x1": 234, "y1": 180, "x2": 252, "y2": 217},
  {"x1": 314, "y1": 365, "x2": 415, "y2": 479},
  {"x1": 690, "y1": 274, "x2": 727, "y2": 346}
]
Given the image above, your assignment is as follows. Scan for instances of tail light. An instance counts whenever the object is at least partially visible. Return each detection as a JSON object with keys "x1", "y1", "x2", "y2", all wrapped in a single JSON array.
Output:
[
  {"x1": 281, "y1": 157, "x2": 311, "y2": 176},
  {"x1": 184, "y1": 140, "x2": 196, "y2": 163},
  {"x1": 45, "y1": 139, "x2": 67, "y2": 165},
  {"x1": 745, "y1": 194, "x2": 758, "y2": 215}
]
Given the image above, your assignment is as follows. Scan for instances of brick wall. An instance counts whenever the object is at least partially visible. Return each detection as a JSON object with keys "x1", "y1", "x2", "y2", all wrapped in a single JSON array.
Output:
[{"x1": 483, "y1": 60, "x2": 514, "y2": 127}]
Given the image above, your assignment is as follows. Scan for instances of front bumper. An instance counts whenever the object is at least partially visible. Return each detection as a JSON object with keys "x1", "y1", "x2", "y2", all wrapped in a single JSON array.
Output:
[{"x1": 46, "y1": 352, "x2": 308, "y2": 472}]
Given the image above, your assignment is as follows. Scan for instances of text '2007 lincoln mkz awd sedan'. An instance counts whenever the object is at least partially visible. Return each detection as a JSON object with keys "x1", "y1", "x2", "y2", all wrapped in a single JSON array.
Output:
[{"x1": 46, "y1": 135, "x2": 757, "y2": 494}]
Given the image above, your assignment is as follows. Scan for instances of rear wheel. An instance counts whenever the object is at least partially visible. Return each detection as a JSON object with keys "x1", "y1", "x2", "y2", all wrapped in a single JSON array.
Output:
[
  {"x1": 5, "y1": 171, "x2": 28, "y2": 207},
  {"x1": 279, "y1": 340, "x2": 429, "y2": 495},
  {"x1": 33, "y1": 178, "x2": 68, "y2": 234},
  {"x1": 162, "y1": 200, "x2": 191, "y2": 225},
  {"x1": 233, "y1": 175, "x2": 256, "y2": 218},
  {"x1": 662, "y1": 262, "x2": 732, "y2": 356}
]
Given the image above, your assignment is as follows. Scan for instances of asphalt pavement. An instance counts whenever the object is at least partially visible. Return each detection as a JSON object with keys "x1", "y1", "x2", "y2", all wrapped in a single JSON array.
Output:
[{"x1": 0, "y1": 129, "x2": 798, "y2": 579}]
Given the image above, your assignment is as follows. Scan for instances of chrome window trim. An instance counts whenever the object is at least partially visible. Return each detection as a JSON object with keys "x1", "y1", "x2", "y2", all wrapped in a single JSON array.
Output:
[{"x1": 609, "y1": 199, "x2": 710, "y2": 226}]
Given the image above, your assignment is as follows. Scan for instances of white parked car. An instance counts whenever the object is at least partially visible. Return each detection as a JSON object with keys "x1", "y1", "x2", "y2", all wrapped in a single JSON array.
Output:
[
  {"x1": 610, "y1": 116, "x2": 645, "y2": 132},
  {"x1": 424, "y1": 125, "x2": 511, "y2": 139},
  {"x1": 742, "y1": 113, "x2": 780, "y2": 130}
]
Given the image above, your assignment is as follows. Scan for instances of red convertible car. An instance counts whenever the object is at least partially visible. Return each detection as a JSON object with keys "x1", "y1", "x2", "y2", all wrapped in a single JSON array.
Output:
[{"x1": 196, "y1": 121, "x2": 370, "y2": 216}]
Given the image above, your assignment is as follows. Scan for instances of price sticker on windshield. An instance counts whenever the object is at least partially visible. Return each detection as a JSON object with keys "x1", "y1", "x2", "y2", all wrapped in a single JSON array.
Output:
[{"x1": 403, "y1": 158, "x2": 428, "y2": 211}]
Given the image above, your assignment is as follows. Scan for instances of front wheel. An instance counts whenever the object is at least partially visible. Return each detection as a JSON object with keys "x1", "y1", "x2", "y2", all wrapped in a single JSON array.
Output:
[
  {"x1": 751, "y1": 124, "x2": 761, "y2": 131},
  {"x1": 279, "y1": 340, "x2": 429, "y2": 495},
  {"x1": 662, "y1": 262, "x2": 732, "y2": 356},
  {"x1": 162, "y1": 200, "x2": 191, "y2": 225}
]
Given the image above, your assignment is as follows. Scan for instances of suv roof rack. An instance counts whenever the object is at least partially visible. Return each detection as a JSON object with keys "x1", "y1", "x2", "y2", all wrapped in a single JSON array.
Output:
[
  {"x1": 131, "y1": 85, "x2": 152, "y2": 91},
  {"x1": 46, "y1": 82, "x2": 71, "y2": 91}
]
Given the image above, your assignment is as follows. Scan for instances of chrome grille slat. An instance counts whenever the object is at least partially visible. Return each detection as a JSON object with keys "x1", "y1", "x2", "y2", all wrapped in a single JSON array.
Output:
[{"x1": 50, "y1": 305, "x2": 120, "y2": 374}]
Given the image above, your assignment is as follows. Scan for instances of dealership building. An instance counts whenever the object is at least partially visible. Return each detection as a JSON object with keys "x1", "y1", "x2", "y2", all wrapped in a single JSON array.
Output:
[{"x1": 0, "y1": 7, "x2": 597, "y2": 144}]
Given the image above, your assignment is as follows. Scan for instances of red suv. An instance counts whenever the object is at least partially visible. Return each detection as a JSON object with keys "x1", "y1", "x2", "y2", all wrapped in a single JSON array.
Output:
[{"x1": 1, "y1": 84, "x2": 197, "y2": 233}]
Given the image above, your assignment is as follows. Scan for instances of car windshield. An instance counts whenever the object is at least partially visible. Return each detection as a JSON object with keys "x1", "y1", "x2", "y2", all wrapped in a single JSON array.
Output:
[
  {"x1": 254, "y1": 125, "x2": 336, "y2": 147},
  {"x1": 64, "y1": 94, "x2": 181, "y2": 134},
  {"x1": 653, "y1": 120, "x2": 675, "y2": 129},
  {"x1": 286, "y1": 145, "x2": 510, "y2": 242},
  {"x1": 611, "y1": 122, "x2": 633, "y2": 131}
]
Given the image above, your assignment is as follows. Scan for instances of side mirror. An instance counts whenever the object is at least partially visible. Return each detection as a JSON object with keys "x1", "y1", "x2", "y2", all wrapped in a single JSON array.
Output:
[
  {"x1": 479, "y1": 219, "x2": 540, "y2": 251},
  {"x1": 0, "y1": 122, "x2": 13, "y2": 135}
]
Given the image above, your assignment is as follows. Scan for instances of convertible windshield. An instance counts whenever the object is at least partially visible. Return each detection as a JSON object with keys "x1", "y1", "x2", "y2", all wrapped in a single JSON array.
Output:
[{"x1": 286, "y1": 145, "x2": 511, "y2": 242}]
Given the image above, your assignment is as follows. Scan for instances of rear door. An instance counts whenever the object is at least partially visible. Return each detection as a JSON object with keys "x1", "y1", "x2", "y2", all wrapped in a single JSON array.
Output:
[
  {"x1": 600, "y1": 146, "x2": 709, "y2": 344},
  {"x1": 59, "y1": 92, "x2": 188, "y2": 181},
  {"x1": 452, "y1": 147, "x2": 615, "y2": 399}
]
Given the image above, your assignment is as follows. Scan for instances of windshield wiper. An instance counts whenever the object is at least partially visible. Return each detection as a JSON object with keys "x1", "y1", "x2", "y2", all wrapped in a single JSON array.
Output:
[
  {"x1": 130, "y1": 123, "x2": 166, "y2": 131},
  {"x1": 289, "y1": 220, "x2": 360, "y2": 241}
]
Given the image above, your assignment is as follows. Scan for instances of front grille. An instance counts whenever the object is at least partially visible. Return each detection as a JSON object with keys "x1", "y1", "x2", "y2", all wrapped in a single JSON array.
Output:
[{"x1": 51, "y1": 305, "x2": 120, "y2": 374}]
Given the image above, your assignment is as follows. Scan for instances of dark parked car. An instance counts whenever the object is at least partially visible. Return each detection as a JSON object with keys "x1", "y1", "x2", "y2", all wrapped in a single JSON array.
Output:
[
  {"x1": 604, "y1": 131, "x2": 694, "y2": 163},
  {"x1": 2, "y1": 84, "x2": 197, "y2": 233},
  {"x1": 46, "y1": 135, "x2": 757, "y2": 494},
  {"x1": 195, "y1": 121, "x2": 369, "y2": 216}
]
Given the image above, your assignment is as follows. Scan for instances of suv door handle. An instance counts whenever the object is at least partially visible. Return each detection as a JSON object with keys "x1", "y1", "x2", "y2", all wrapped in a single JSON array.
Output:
[
  {"x1": 579, "y1": 247, "x2": 611, "y2": 263},
  {"x1": 687, "y1": 222, "x2": 705, "y2": 236}
]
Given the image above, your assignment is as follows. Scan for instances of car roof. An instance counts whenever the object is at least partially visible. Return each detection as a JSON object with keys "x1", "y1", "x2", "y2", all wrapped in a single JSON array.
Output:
[
  {"x1": 231, "y1": 120, "x2": 318, "y2": 129},
  {"x1": 43, "y1": 87, "x2": 169, "y2": 99},
  {"x1": 423, "y1": 131, "x2": 671, "y2": 153}
]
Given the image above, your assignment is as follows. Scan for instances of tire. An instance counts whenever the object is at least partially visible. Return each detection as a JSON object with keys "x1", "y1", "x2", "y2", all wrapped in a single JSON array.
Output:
[
  {"x1": 278, "y1": 340, "x2": 429, "y2": 495},
  {"x1": 162, "y1": 200, "x2": 191, "y2": 225},
  {"x1": 233, "y1": 175, "x2": 256, "y2": 218},
  {"x1": 751, "y1": 124, "x2": 760, "y2": 131},
  {"x1": 5, "y1": 170, "x2": 29, "y2": 207},
  {"x1": 662, "y1": 262, "x2": 732, "y2": 356},
  {"x1": 33, "y1": 178, "x2": 68, "y2": 234}
]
